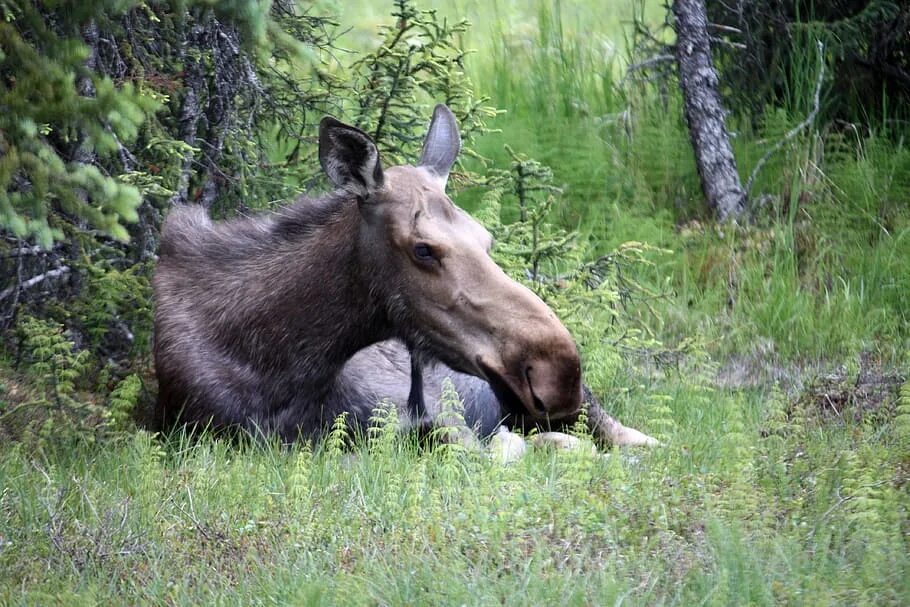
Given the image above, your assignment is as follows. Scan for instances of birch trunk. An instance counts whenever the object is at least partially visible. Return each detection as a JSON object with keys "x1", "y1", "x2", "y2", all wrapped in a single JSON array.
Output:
[{"x1": 673, "y1": 0, "x2": 746, "y2": 222}]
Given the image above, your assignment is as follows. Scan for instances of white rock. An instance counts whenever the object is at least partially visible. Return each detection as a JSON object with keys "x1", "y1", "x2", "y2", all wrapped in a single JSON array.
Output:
[
  {"x1": 489, "y1": 426, "x2": 527, "y2": 464},
  {"x1": 530, "y1": 432, "x2": 596, "y2": 453}
]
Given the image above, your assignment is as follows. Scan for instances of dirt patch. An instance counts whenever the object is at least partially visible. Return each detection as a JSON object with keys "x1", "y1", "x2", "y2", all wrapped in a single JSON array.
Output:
[
  {"x1": 717, "y1": 344, "x2": 905, "y2": 421},
  {"x1": 799, "y1": 351, "x2": 905, "y2": 423},
  {"x1": 716, "y1": 338, "x2": 826, "y2": 396}
]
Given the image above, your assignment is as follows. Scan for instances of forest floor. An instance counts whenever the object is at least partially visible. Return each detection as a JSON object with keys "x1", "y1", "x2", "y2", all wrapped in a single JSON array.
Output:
[
  {"x1": 2, "y1": 1, "x2": 909, "y2": 604},
  {"x1": 1, "y1": 341, "x2": 907, "y2": 605}
]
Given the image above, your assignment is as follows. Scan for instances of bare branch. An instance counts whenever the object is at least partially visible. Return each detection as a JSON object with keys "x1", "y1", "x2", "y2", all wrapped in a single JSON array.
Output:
[
  {"x1": 0, "y1": 239, "x2": 27, "y2": 327},
  {"x1": 709, "y1": 36, "x2": 746, "y2": 50},
  {"x1": 625, "y1": 53, "x2": 676, "y2": 76},
  {"x1": 708, "y1": 23, "x2": 742, "y2": 35},
  {"x1": 1, "y1": 245, "x2": 49, "y2": 258},
  {"x1": 745, "y1": 40, "x2": 825, "y2": 197},
  {"x1": 0, "y1": 266, "x2": 71, "y2": 303}
]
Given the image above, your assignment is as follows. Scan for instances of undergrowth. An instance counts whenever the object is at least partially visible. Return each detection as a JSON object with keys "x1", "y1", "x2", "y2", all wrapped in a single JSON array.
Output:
[
  {"x1": 1, "y1": 0, "x2": 909, "y2": 605},
  {"x1": 1, "y1": 381, "x2": 907, "y2": 605}
]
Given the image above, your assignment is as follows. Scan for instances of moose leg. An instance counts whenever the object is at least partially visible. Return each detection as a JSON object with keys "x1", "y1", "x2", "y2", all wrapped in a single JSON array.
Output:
[
  {"x1": 341, "y1": 342, "x2": 481, "y2": 448},
  {"x1": 407, "y1": 350, "x2": 427, "y2": 420},
  {"x1": 585, "y1": 401, "x2": 660, "y2": 447},
  {"x1": 496, "y1": 386, "x2": 659, "y2": 448},
  {"x1": 574, "y1": 386, "x2": 659, "y2": 447},
  {"x1": 342, "y1": 341, "x2": 658, "y2": 448},
  {"x1": 404, "y1": 348, "x2": 477, "y2": 448}
]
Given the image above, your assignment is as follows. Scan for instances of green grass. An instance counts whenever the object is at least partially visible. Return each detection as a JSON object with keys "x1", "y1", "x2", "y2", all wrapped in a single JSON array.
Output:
[
  {"x1": 3, "y1": 0, "x2": 910, "y2": 604},
  {"x1": 1, "y1": 381, "x2": 907, "y2": 605},
  {"x1": 439, "y1": 0, "x2": 910, "y2": 361}
]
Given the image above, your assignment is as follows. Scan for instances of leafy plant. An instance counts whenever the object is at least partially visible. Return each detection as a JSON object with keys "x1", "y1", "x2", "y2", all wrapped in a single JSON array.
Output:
[
  {"x1": 9, "y1": 315, "x2": 98, "y2": 441},
  {"x1": 106, "y1": 373, "x2": 142, "y2": 432},
  {"x1": 0, "y1": 1, "x2": 151, "y2": 247},
  {"x1": 344, "y1": 0, "x2": 496, "y2": 170}
]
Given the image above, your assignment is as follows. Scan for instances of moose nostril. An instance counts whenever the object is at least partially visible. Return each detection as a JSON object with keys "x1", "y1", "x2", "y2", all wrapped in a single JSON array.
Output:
[
  {"x1": 524, "y1": 366, "x2": 535, "y2": 387},
  {"x1": 524, "y1": 366, "x2": 548, "y2": 415}
]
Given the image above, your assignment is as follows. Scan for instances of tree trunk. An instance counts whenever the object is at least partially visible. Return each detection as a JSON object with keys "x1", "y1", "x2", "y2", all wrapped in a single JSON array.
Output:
[{"x1": 673, "y1": 0, "x2": 746, "y2": 222}]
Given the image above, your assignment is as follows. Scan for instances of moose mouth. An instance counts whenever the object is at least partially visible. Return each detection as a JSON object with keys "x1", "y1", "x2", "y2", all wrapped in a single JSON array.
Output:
[
  {"x1": 410, "y1": 337, "x2": 550, "y2": 419},
  {"x1": 477, "y1": 358, "x2": 547, "y2": 419}
]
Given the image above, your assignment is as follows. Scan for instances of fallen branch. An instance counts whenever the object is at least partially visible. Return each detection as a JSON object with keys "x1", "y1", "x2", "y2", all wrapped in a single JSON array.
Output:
[
  {"x1": 0, "y1": 266, "x2": 71, "y2": 303},
  {"x1": 0, "y1": 245, "x2": 49, "y2": 258},
  {"x1": 745, "y1": 40, "x2": 825, "y2": 197}
]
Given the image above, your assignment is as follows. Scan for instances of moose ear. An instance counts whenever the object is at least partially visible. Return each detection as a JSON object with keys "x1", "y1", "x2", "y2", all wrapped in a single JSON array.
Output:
[
  {"x1": 418, "y1": 104, "x2": 461, "y2": 185},
  {"x1": 319, "y1": 117, "x2": 384, "y2": 197}
]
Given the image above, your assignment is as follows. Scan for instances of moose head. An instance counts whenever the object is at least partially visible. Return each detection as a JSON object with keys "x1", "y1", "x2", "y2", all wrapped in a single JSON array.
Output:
[{"x1": 318, "y1": 105, "x2": 583, "y2": 421}]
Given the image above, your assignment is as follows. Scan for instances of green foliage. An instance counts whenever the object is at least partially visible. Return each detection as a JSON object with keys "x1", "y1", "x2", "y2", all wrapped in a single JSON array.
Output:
[
  {"x1": 106, "y1": 373, "x2": 141, "y2": 431},
  {"x1": 482, "y1": 0, "x2": 621, "y2": 119},
  {"x1": 0, "y1": 1, "x2": 909, "y2": 603},
  {"x1": 3, "y1": 313, "x2": 146, "y2": 442},
  {"x1": 367, "y1": 400, "x2": 401, "y2": 455},
  {"x1": 706, "y1": 1, "x2": 910, "y2": 125},
  {"x1": 1, "y1": 0, "x2": 346, "y2": 438},
  {"x1": 431, "y1": 377, "x2": 471, "y2": 448},
  {"x1": 326, "y1": 411, "x2": 350, "y2": 456},
  {"x1": 896, "y1": 379, "x2": 910, "y2": 447},
  {"x1": 484, "y1": 145, "x2": 573, "y2": 281},
  {"x1": 1, "y1": 397, "x2": 908, "y2": 605},
  {"x1": 339, "y1": 0, "x2": 496, "y2": 174},
  {"x1": 0, "y1": 2, "x2": 152, "y2": 246},
  {"x1": 9, "y1": 315, "x2": 100, "y2": 441},
  {"x1": 17, "y1": 316, "x2": 92, "y2": 407},
  {"x1": 477, "y1": 142, "x2": 673, "y2": 395},
  {"x1": 74, "y1": 260, "x2": 153, "y2": 353}
]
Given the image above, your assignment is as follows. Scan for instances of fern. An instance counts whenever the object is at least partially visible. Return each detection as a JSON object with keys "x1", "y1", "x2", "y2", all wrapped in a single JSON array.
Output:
[
  {"x1": 842, "y1": 450, "x2": 886, "y2": 529},
  {"x1": 761, "y1": 384, "x2": 791, "y2": 439},
  {"x1": 9, "y1": 315, "x2": 110, "y2": 442},
  {"x1": 837, "y1": 446, "x2": 904, "y2": 589},
  {"x1": 834, "y1": 445, "x2": 904, "y2": 598},
  {"x1": 367, "y1": 400, "x2": 400, "y2": 456},
  {"x1": 18, "y1": 315, "x2": 91, "y2": 408},
  {"x1": 570, "y1": 401, "x2": 591, "y2": 440},
  {"x1": 895, "y1": 379, "x2": 910, "y2": 447},
  {"x1": 431, "y1": 378, "x2": 469, "y2": 447},
  {"x1": 326, "y1": 411, "x2": 350, "y2": 456},
  {"x1": 75, "y1": 261, "x2": 153, "y2": 353},
  {"x1": 106, "y1": 373, "x2": 141, "y2": 432},
  {"x1": 288, "y1": 442, "x2": 313, "y2": 502}
]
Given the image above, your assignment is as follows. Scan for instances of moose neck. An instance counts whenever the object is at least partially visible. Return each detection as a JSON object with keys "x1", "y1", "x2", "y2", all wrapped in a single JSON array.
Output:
[{"x1": 226, "y1": 194, "x2": 392, "y2": 391}]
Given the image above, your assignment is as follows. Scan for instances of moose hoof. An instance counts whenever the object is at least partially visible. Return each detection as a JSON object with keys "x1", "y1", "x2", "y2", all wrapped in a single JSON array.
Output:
[{"x1": 609, "y1": 425, "x2": 661, "y2": 447}]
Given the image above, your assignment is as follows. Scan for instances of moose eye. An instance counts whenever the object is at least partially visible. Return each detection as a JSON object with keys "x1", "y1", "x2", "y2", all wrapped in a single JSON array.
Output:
[{"x1": 414, "y1": 243, "x2": 434, "y2": 261}]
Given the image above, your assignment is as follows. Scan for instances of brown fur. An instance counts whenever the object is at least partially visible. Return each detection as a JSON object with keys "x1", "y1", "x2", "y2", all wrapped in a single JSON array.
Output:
[{"x1": 153, "y1": 106, "x2": 583, "y2": 441}]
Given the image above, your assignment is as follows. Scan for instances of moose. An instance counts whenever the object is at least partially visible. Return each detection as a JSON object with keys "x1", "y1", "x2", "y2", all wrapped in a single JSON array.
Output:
[{"x1": 153, "y1": 104, "x2": 656, "y2": 447}]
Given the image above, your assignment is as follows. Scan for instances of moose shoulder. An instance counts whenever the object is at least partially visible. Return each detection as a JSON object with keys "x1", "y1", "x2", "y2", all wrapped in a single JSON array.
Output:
[{"x1": 153, "y1": 105, "x2": 588, "y2": 441}]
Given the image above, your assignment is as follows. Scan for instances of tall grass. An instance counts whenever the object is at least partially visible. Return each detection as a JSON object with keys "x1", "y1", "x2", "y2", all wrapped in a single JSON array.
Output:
[
  {"x1": 2, "y1": 1, "x2": 909, "y2": 604},
  {"x1": 460, "y1": 0, "x2": 909, "y2": 360},
  {"x1": 2, "y1": 395, "x2": 908, "y2": 605}
]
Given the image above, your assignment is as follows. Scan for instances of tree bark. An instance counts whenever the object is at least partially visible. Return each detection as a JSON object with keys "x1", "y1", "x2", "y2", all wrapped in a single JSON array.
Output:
[{"x1": 673, "y1": 0, "x2": 746, "y2": 222}]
